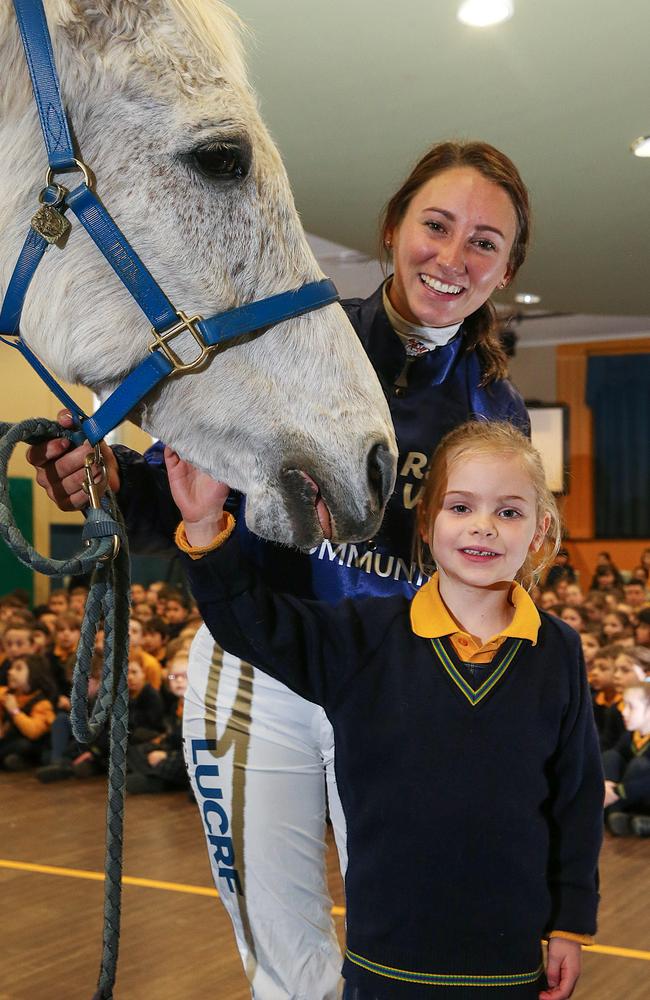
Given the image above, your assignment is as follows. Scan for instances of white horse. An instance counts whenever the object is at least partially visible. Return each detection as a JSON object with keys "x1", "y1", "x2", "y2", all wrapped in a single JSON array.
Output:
[{"x1": 0, "y1": 0, "x2": 396, "y2": 548}]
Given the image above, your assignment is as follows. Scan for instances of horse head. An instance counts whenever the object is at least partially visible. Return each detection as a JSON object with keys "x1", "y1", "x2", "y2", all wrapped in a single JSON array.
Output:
[{"x1": 0, "y1": 0, "x2": 397, "y2": 547}]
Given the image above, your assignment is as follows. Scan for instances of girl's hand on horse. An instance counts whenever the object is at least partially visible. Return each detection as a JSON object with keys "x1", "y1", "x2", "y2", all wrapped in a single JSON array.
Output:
[
  {"x1": 164, "y1": 447, "x2": 230, "y2": 547},
  {"x1": 26, "y1": 409, "x2": 120, "y2": 511}
]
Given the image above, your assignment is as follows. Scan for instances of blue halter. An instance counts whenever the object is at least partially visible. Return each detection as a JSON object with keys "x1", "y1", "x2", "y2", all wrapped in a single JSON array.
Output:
[{"x1": 0, "y1": 0, "x2": 340, "y2": 446}]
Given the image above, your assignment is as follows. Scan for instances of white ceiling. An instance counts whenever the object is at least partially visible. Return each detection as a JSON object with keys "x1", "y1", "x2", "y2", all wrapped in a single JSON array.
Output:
[{"x1": 231, "y1": 0, "x2": 650, "y2": 345}]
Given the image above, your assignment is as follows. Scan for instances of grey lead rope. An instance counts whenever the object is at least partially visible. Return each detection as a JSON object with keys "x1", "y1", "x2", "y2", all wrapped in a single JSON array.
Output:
[{"x1": 0, "y1": 417, "x2": 130, "y2": 1000}]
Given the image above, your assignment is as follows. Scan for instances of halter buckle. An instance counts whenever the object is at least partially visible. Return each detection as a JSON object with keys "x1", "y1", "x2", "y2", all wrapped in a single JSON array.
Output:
[
  {"x1": 149, "y1": 311, "x2": 208, "y2": 373},
  {"x1": 82, "y1": 445, "x2": 121, "y2": 560}
]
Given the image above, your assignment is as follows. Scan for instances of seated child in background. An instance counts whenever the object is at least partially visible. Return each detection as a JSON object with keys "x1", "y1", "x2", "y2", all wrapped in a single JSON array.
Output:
[
  {"x1": 0, "y1": 594, "x2": 30, "y2": 623},
  {"x1": 0, "y1": 618, "x2": 35, "y2": 685},
  {"x1": 47, "y1": 588, "x2": 69, "y2": 615},
  {"x1": 126, "y1": 651, "x2": 189, "y2": 795},
  {"x1": 172, "y1": 420, "x2": 603, "y2": 1000},
  {"x1": 558, "y1": 604, "x2": 587, "y2": 633},
  {"x1": 36, "y1": 651, "x2": 104, "y2": 783},
  {"x1": 131, "y1": 601, "x2": 153, "y2": 624},
  {"x1": 635, "y1": 608, "x2": 650, "y2": 648},
  {"x1": 600, "y1": 610, "x2": 632, "y2": 646},
  {"x1": 628, "y1": 565, "x2": 649, "y2": 590},
  {"x1": 0, "y1": 654, "x2": 55, "y2": 770},
  {"x1": 161, "y1": 589, "x2": 192, "y2": 638},
  {"x1": 141, "y1": 617, "x2": 169, "y2": 670},
  {"x1": 590, "y1": 556, "x2": 623, "y2": 592},
  {"x1": 601, "y1": 647, "x2": 650, "y2": 752},
  {"x1": 580, "y1": 629, "x2": 601, "y2": 674},
  {"x1": 68, "y1": 584, "x2": 89, "y2": 617},
  {"x1": 582, "y1": 592, "x2": 607, "y2": 629},
  {"x1": 544, "y1": 547, "x2": 576, "y2": 589},
  {"x1": 563, "y1": 582, "x2": 584, "y2": 607},
  {"x1": 536, "y1": 588, "x2": 557, "y2": 611},
  {"x1": 623, "y1": 579, "x2": 648, "y2": 613},
  {"x1": 130, "y1": 582, "x2": 148, "y2": 606},
  {"x1": 59, "y1": 651, "x2": 166, "y2": 780},
  {"x1": 126, "y1": 653, "x2": 166, "y2": 740},
  {"x1": 147, "y1": 581, "x2": 167, "y2": 615},
  {"x1": 129, "y1": 617, "x2": 162, "y2": 689},
  {"x1": 603, "y1": 682, "x2": 650, "y2": 837},
  {"x1": 589, "y1": 646, "x2": 621, "y2": 750},
  {"x1": 52, "y1": 613, "x2": 81, "y2": 707}
]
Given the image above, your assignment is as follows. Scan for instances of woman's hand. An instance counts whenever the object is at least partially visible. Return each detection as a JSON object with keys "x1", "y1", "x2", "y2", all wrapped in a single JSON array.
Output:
[
  {"x1": 147, "y1": 749, "x2": 168, "y2": 767},
  {"x1": 164, "y1": 447, "x2": 230, "y2": 547},
  {"x1": 27, "y1": 409, "x2": 120, "y2": 511},
  {"x1": 539, "y1": 938, "x2": 581, "y2": 1000}
]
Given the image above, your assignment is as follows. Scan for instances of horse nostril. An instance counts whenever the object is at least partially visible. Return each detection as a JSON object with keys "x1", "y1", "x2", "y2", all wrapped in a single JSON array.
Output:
[{"x1": 367, "y1": 443, "x2": 395, "y2": 509}]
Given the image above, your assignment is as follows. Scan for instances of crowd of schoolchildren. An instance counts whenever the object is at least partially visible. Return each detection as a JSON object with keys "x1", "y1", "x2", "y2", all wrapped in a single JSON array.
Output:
[
  {"x1": 0, "y1": 580, "x2": 198, "y2": 795},
  {"x1": 1, "y1": 547, "x2": 650, "y2": 834},
  {"x1": 533, "y1": 547, "x2": 650, "y2": 838}
]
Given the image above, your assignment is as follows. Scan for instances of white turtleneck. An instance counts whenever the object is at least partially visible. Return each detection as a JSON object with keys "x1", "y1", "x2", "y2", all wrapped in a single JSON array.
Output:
[{"x1": 382, "y1": 281, "x2": 461, "y2": 356}]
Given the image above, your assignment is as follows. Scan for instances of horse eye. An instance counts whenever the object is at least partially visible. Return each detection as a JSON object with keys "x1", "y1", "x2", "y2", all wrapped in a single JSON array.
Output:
[{"x1": 190, "y1": 142, "x2": 250, "y2": 181}]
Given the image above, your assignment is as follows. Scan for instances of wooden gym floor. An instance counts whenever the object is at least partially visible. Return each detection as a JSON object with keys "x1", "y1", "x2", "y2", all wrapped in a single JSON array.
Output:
[{"x1": 0, "y1": 773, "x2": 648, "y2": 999}]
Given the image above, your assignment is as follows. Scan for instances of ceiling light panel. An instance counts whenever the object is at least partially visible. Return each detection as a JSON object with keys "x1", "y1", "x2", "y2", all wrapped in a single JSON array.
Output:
[{"x1": 457, "y1": 1, "x2": 514, "y2": 28}]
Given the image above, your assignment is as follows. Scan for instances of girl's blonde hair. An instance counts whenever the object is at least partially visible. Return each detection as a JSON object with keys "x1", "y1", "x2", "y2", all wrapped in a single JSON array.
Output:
[{"x1": 416, "y1": 421, "x2": 562, "y2": 589}]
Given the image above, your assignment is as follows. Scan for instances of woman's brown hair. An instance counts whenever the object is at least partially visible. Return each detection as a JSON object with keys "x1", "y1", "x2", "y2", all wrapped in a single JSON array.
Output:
[{"x1": 381, "y1": 140, "x2": 531, "y2": 383}]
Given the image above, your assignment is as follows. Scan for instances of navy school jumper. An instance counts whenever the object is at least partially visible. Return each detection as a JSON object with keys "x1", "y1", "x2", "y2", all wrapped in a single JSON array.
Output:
[{"x1": 181, "y1": 535, "x2": 603, "y2": 998}]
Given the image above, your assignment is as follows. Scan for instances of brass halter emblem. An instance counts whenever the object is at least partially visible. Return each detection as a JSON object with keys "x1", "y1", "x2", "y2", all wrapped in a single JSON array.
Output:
[
  {"x1": 31, "y1": 203, "x2": 71, "y2": 244},
  {"x1": 31, "y1": 182, "x2": 71, "y2": 246}
]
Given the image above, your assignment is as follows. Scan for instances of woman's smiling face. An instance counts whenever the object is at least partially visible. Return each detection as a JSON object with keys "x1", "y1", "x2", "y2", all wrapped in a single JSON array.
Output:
[{"x1": 387, "y1": 166, "x2": 517, "y2": 328}]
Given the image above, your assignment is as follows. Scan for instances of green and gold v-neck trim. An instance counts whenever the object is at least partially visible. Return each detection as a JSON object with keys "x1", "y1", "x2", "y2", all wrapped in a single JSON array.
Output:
[{"x1": 431, "y1": 635, "x2": 524, "y2": 706}]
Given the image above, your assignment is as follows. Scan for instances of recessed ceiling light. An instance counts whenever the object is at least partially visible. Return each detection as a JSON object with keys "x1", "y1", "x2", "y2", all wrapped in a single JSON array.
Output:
[
  {"x1": 631, "y1": 135, "x2": 650, "y2": 157},
  {"x1": 457, "y1": 1, "x2": 514, "y2": 28},
  {"x1": 514, "y1": 292, "x2": 541, "y2": 305}
]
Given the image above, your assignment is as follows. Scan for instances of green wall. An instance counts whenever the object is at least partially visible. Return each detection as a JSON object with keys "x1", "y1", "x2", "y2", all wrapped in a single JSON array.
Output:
[{"x1": 0, "y1": 478, "x2": 34, "y2": 602}]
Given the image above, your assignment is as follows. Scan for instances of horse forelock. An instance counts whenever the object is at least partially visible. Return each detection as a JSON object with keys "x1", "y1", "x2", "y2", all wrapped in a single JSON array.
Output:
[{"x1": 45, "y1": 0, "x2": 251, "y2": 101}]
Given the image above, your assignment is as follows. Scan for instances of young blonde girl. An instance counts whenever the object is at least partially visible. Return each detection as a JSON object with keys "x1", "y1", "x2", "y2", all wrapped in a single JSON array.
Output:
[{"x1": 171, "y1": 421, "x2": 603, "y2": 1000}]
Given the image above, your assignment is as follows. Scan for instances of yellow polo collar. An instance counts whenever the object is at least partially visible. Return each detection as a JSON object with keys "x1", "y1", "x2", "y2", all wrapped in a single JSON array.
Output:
[{"x1": 410, "y1": 572, "x2": 541, "y2": 646}]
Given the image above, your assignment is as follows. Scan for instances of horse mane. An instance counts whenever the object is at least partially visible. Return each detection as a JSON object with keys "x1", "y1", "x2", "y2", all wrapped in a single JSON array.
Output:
[{"x1": 167, "y1": 0, "x2": 250, "y2": 86}]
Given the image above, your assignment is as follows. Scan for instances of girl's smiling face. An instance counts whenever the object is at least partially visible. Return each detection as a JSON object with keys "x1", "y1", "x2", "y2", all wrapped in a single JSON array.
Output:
[
  {"x1": 430, "y1": 453, "x2": 547, "y2": 594},
  {"x1": 387, "y1": 167, "x2": 516, "y2": 328}
]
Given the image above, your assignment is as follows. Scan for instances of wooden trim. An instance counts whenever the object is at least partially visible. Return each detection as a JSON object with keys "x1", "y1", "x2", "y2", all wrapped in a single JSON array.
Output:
[{"x1": 556, "y1": 338, "x2": 650, "y2": 540}]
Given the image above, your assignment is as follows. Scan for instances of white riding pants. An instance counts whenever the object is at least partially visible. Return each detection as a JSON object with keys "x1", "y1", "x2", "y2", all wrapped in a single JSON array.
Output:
[{"x1": 183, "y1": 624, "x2": 347, "y2": 1000}]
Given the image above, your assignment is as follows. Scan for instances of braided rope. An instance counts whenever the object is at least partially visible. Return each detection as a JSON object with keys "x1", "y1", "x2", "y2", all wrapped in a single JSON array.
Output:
[{"x1": 0, "y1": 418, "x2": 130, "y2": 1000}]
